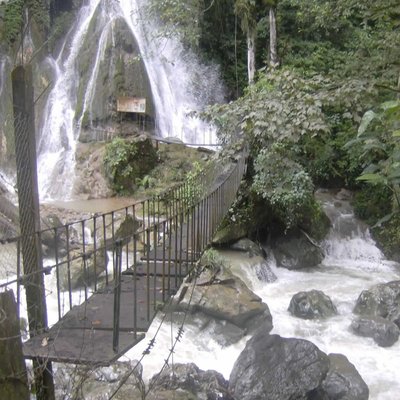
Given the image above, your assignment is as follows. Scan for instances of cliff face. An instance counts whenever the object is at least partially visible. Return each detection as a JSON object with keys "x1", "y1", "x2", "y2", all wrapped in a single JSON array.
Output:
[
  {"x1": 74, "y1": 12, "x2": 155, "y2": 142},
  {"x1": 0, "y1": 1, "x2": 155, "y2": 171}
]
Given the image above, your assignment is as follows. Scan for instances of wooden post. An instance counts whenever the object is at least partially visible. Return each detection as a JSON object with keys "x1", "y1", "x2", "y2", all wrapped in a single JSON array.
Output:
[
  {"x1": 12, "y1": 65, "x2": 55, "y2": 400},
  {"x1": 0, "y1": 290, "x2": 29, "y2": 400}
]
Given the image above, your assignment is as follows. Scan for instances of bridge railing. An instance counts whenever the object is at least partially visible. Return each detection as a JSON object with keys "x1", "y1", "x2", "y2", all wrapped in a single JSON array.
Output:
[{"x1": 0, "y1": 151, "x2": 247, "y2": 355}]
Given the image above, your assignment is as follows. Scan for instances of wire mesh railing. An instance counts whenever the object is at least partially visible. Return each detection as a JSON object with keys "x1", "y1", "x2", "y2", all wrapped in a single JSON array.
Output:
[{"x1": 0, "y1": 151, "x2": 247, "y2": 360}]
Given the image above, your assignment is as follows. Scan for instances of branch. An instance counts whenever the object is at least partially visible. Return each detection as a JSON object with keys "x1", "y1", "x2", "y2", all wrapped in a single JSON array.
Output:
[{"x1": 374, "y1": 84, "x2": 400, "y2": 93}]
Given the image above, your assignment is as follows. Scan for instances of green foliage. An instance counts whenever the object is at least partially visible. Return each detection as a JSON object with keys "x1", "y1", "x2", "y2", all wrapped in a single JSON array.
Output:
[
  {"x1": 184, "y1": 161, "x2": 207, "y2": 206},
  {"x1": 103, "y1": 137, "x2": 158, "y2": 194},
  {"x1": 0, "y1": 0, "x2": 50, "y2": 47},
  {"x1": 353, "y1": 185, "x2": 392, "y2": 225},
  {"x1": 146, "y1": 0, "x2": 203, "y2": 47},
  {"x1": 372, "y1": 213, "x2": 400, "y2": 261},
  {"x1": 0, "y1": 0, "x2": 24, "y2": 45},
  {"x1": 252, "y1": 144, "x2": 315, "y2": 230},
  {"x1": 346, "y1": 100, "x2": 400, "y2": 208}
]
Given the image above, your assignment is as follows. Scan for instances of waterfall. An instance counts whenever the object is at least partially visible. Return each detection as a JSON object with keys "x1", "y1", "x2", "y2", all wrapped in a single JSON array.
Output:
[
  {"x1": 36, "y1": 0, "x2": 225, "y2": 201},
  {"x1": 37, "y1": 0, "x2": 102, "y2": 200},
  {"x1": 119, "y1": 0, "x2": 225, "y2": 143}
]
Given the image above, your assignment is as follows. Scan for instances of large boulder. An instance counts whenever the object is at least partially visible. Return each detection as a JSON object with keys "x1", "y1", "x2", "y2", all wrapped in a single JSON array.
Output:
[
  {"x1": 58, "y1": 245, "x2": 108, "y2": 291},
  {"x1": 353, "y1": 281, "x2": 400, "y2": 327},
  {"x1": 180, "y1": 267, "x2": 270, "y2": 328},
  {"x1": 212, "y1": 223, "x2": 247, "y2": 245},
  {"x1": 313, "y1": 353, "x2": 369, "y2": 400},
  {"x1": 351, "y1": 316, "x2": 399, "y2": 347},
  {"x1": 273, "y1": 231, "x2": 324, "y2": 270},
  {"x1": 229, "y1": 238, "x2": 265, "y2": 258},
  {"x1": 55, "y1": 361, "x2": 144, "y2": 400},
  {"x1": 288, "y1": 290, "x2": 337, "y2": 320},
  {"x1": 169, "y1": 266, "x2": 272, "y2": 345},
  {"x1": 0, "y1": 184, "x2": 19, "y2": 240},
  {"x1": 229, "y1": 332, "x2": 330, "y2": 400},
  {"x1": 148, "y1": 363, "x2": 232, "y2": 400}
]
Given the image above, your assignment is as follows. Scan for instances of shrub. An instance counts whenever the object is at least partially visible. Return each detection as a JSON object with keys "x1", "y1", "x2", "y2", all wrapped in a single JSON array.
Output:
[{"x1": 103, "y1": 137, "x2": 158, "y2": 194}]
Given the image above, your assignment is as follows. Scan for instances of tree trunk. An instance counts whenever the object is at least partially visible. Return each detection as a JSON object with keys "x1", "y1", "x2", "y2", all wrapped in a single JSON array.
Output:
[
  {"x1": 247, "y1": 27, "x2": 256, "y2": 84},
  {"x1": 269, "y1": 7, "x2": 279, "y2": 68},
  {"x1": 0, "y1": 290, "x2": 30, "y2": 400}
]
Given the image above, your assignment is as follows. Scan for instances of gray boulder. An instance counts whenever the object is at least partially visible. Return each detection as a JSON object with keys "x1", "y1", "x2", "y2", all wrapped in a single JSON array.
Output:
[
  {"x1": 169, "y1": 266, "x2": 272, "y2": 345},
  {"x1": 148, "y1": 363, "x2": 233, "y2": 400},
  {"x1": 313, "y1": 353, "x2": 369, "y2": 400},
  {"x1": 353, "y1": 281, "x2": 400, "y2": 327},
  {"x1": 178, "y1": 266, "x2": 271, "y2": 329},
  {"x1": 230, "y1": 238, "x2": 265, "y2": 258},
  {"x1": 288, "y1": 290, "x2": 337, "y2": 320},
  {"x1": 273, "y1": 232, "x2": 324, "y2": 270},
  {"x1": 351, "y1": 316, "x2": 399, "y2": 347},
  {"x1": 58, "y1": 245, "x2": 108, "y2": 291},
  {"x1": 229, "y1": 332, "x2": 330, "y2": 400},
  {"x1": 253, "y1": 260, "x2": 277, "y2": 283}
]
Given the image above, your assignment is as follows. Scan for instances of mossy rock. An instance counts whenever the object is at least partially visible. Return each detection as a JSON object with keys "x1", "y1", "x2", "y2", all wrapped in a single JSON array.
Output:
[
  {"x1": 104, "y1": 136, "x2": 158, "y2": 194},
  {"x1": 212, "y1": 223, "x2": 247, "y2": 245},
  {"x1": 371, "y1": 213, "x2": 400, "y2": 262}
]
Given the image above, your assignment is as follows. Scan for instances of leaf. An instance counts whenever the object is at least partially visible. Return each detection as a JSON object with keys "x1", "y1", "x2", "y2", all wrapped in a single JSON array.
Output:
[
  {"x1": 392, "y1": 130, "x2": 400, "y2": 137},
  {"x1": 356, "y1": 173, "x2": 385, "y2": 184},
  {"x1": 380, "y1": 100, "x2": 400, "y2": 111},
  {"x1": 372, "y1": 212, "x2": 395, "y2": 228},
  {"x1": 357, "y1": 110, "x2": 376, "y2": 136}
]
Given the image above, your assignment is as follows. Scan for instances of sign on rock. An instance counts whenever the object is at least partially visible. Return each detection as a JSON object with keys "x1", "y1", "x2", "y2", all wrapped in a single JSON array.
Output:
[{"x1": 117, "y1": 97, "x2": 146, "y2": 113}]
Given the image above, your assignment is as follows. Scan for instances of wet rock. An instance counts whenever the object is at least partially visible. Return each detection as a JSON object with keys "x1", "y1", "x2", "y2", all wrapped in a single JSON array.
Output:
[
  {"x1": 253, "y1": 260, "x2": 277, "y2": 283},
  {"x1": 229, "y1": 333, "x2": 330, "y2": 400},
  {"x1": 182, "y1": 267, "x2": 270, "y2": 328},
  {"x1": 169, "y1": 266, "x2": 272, "y2": 341},
  {"x1": 54, "y1": 361, "x2": 144, "y2": 400},
  {"x1": 353, "y1": 280, "x2": 400, "y2": 327},
  {"x1": 229, "y1": 238, "x2": 265, "y2": 258},
  {"x1": 148, "y1": 363, "x2": 233, "y2": 400},
  {"x1": 273, "y1": 231, "x2": 324, "y2": 269},
  {"x1": 212, "y1": 223, "x2": 247, "y2": 245},
  {"x1": 314, "y1": 353, "x2": 369, "y2": 400},
  {"x1": 288, "y1": 290, "x2": 337, "y2": 320},
  {"x1": 351, "y1": 316, "x2": 400, "y2": 347},
  {"x1": 0, "y1": 193, "x2": 19, "y2": 240},
  {"x1": 59, "y1": 245, "x2": 108, "y2": 290}
]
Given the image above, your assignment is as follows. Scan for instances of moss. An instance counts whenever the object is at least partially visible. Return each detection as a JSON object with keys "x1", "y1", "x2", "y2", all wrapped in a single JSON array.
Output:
[
  {"x1": 372, "y1": 213, "x2": 400, "y2": 262},
  {"x1": 103, "y1": 136, "x2": 158, "y2": 194},
  {"x1": 352, "y1": 185, "x2": 392, "y2": 226},
  {"x1": 298, "y1": 200, "x2": 331, "y2": 241}
]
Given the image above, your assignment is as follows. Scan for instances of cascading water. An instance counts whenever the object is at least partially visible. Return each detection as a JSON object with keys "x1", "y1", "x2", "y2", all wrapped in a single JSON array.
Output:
[
  {"x1": 119, "y1": 0, "x2": 225, "y2": 143},
  {"x1": 37, "y1": 0, "x2": 101, "y2": 199},
  {"x1": 253, "y1": 191, "x2": 400, "y2": 399},
  {"x1": 37, "y1": 0, "x2": 224, "y2": 200},
  {"x1": 118, "y1": 190, "x2": 400, "y2": 399}
]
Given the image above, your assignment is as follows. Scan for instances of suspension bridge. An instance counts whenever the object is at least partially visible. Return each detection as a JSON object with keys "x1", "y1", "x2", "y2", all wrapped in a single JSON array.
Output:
[{"x1": 0, "y1": 153, "x2": 247, "y2": 366}]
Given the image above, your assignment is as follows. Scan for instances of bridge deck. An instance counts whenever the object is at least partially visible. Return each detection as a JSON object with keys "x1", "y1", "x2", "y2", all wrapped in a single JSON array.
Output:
[{"x1": 23, "y1": 268, "x2": 181, "y2": 365}]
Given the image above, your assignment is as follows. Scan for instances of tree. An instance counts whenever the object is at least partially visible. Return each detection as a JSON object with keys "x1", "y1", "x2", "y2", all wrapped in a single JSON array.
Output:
[{"x1": 234, "y1": 0, "x2": 258, "y2": 83}]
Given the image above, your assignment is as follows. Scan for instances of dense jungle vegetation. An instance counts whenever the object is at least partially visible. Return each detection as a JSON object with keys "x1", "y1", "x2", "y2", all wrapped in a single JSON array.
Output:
[
  {"x1": 149, "y1": 0, "x2": 400, "y2": 257},
  {"x1": 1, "y1": 0, "x2": 399, "y2": 257}
]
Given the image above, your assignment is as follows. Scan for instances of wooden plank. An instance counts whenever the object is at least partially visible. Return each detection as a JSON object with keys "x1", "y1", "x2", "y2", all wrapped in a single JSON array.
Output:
[
  {"x1": 23, "y1": 274, "x2": 180, "y2": 365},
  {"x1": 23, "y1": 329, "x2": 144, "y2": 365},
  {"x1": 123, "y1": 261, "x2": 188, "y2": 278}
]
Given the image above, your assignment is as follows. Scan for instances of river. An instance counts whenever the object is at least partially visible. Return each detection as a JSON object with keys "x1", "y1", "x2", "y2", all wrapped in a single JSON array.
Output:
[{"x1": 118, "y1": 190, "x2": 400, "y2": 399}]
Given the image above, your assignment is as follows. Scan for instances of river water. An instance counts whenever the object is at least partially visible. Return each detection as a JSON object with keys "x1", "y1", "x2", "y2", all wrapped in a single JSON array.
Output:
[{"x1": 118, "y1": 190, "x2": 400, "y2": 399}]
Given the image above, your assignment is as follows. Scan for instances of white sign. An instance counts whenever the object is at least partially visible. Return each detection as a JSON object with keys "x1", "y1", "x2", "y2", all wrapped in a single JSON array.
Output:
[{"x1": 117, "y1": 97, "x2": 146, "y2": 114}]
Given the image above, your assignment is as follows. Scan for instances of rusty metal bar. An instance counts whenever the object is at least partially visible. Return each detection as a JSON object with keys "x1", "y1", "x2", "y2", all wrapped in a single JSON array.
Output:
[{"x1": 113, "y1": 240, "x2": 123, "y2": 352}]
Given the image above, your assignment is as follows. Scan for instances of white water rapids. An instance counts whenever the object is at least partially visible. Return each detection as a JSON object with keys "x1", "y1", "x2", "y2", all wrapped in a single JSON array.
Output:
[
  {"x1": 116, "y1": 191, "x2": 400, "y2": 400},
  {"x1": 36, "y1": 0, "x2": 224, "y2": 201}
]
